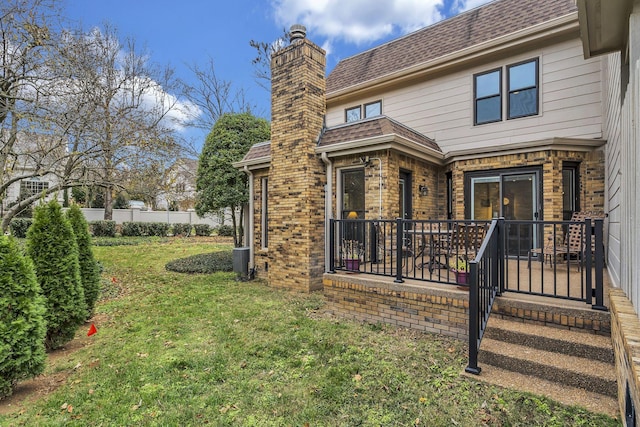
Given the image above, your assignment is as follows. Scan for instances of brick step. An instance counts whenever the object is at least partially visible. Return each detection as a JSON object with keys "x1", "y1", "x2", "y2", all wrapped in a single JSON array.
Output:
[{"x1": 484, "y1": 316, "x2": 614, "y2": 364}]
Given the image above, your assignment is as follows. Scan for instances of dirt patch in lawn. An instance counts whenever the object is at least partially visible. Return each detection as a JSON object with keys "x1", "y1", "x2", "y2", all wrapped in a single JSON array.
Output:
[{"x1": 0, "y1": 315, "x2": 107, "y2": 416}]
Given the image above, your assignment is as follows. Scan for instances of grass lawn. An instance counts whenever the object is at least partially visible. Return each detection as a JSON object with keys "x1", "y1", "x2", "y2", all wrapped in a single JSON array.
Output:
[{"x1": 0, "y1": 238, "x2": 620, "y2": 426}]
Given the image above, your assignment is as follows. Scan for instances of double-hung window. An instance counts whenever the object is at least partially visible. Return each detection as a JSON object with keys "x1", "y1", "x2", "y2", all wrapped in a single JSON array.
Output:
[
  {"x1": 507, "y1": 59, "x2": 539, "y2": 119},
  {"x1": 474, "y1": 69, "x2": 502, "y2": 125},
  {"x1": 474, "y1": 58, "x2": 539, "y2": 125}
]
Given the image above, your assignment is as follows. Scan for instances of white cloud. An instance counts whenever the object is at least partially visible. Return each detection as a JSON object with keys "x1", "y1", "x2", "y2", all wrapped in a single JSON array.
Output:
[
  {"x1": 272, "y1": 0, "x2": 445, "y2": 45},
  {"x1": 271, "y1": 0, "x2": 495, "y2": 47}
]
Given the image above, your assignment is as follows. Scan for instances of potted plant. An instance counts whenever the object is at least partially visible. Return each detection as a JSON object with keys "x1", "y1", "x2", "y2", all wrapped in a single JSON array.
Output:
[
  {"x1": 342, "y1": 239, "x2": 363, "y2": 271},
  {"x1": 449, "y1": 256, "x2": 469, "y2": 285}
]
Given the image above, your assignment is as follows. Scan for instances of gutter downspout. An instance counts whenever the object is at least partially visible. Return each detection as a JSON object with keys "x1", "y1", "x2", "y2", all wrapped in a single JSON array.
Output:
[
  {"x1": 243, "y1": 165, "x2": 254, "y2": 269},
  {"x1": 321, "y1": 152, "x2": 333, "y2": 272}
]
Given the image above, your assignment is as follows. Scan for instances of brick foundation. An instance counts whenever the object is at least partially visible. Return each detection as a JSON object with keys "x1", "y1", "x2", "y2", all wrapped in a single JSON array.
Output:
[
  {"x1": 323, "y1": 273, "x2": 470, "y2": 339},
  {"x1": 609, "y1": 288, "x2": 640, "y2": 425}
]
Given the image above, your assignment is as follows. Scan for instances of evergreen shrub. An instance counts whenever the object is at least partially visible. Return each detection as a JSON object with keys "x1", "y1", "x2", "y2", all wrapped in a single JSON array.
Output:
[
  {"x1": 66, "y1": 205, "x2": 101, "y2": 319},
  {"x1": 27, "y1": 200, "x2": 86, "y2": 350},
  {"x1": 194, "y1": 224, "x2": 211, "y2": 236},
  {"x1": 90, "y1": 220, "x2": 116, "y2": 237},
  {"x1": 146, "y1": 222, "x2": 170, "y2": 237},
  {"x1": 165, "y1": 251, "x2": 233, "y2": 274},
  {"x1": 216, "y1": 224, "x2": 234, "y2": 237},
  {"x1": 171, "y1": 223, "x2": 192, "y2": 237},
  {"x1": 9, "y1": 218, "x2": 32, "y2": 238},
  {"x1": 0, "y1": 235, "x2": 46, "y2": 398},
  {"x1": 121, "y1": 221, "x2": 147, "y2": 236}
]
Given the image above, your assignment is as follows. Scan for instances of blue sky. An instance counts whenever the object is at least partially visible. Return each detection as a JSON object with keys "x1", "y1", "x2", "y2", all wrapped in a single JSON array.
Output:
[{"x1": 63, "y1": 0, "x2": 491, "y2": 151}]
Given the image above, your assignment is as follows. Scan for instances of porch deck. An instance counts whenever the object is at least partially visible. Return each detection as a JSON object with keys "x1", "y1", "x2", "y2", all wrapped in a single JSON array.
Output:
[{"x1": 325, "y1": 258, "x2": 612, "y2": 336}]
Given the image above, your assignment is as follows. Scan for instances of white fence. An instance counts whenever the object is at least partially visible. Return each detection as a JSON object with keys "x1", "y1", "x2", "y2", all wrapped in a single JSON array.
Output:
[{"x1": 78, "y1": 208, "x2": 222, "y2": 227}]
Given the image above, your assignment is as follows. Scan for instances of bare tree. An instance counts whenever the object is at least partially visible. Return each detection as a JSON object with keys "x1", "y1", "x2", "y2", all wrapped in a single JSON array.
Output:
[
  {"x1": 178, "y1": 56, "x2": 254, "y2": 135},
  {"x1": 249, "y1": 29, "x2": 289, "y2": 91},
  {"x1": 56, "y1": 25, "x2": 182, "y2": 220}
]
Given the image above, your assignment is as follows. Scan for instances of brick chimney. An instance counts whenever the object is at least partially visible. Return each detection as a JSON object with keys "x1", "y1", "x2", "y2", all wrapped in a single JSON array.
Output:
[{"x1": 268, "y1": 25, "x2": 326, "y2": 291}]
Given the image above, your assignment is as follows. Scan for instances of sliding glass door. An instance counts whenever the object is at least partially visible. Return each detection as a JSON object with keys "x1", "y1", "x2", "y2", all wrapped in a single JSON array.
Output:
[{"x1": 468, "y1": 169, "x2": 540, "y2": 255}]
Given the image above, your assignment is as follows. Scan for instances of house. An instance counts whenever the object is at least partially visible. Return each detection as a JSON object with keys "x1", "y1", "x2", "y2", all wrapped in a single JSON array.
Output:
[
  {"x1": 1, "y1": 131, "x2": 66, "y2": 217},
  {"x1": 234, "y1": 0, "x2": 639, "y2": 422},
  {"x1": 156, "y1": 157, "x2": 198, "y2": 211}
]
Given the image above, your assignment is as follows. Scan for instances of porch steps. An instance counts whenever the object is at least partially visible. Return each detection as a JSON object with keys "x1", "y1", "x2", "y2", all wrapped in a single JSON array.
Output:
[{"x1": 473, "y1": 316, "x2": 619, "y2": 417}]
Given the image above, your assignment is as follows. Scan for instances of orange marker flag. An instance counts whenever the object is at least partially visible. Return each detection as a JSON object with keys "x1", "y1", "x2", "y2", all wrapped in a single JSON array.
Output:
[{"x1": 87, "y1": 324, "x2": 97, "y2": 336}]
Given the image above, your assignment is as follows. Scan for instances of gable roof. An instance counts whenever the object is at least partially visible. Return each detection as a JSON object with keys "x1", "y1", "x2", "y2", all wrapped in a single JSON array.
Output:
[
  {"x1": 326, "y1": 0, "x2": 577, "y2": 95},
  {"x1": 318, "y1": 116, "x2": 440, "y2": 152}
]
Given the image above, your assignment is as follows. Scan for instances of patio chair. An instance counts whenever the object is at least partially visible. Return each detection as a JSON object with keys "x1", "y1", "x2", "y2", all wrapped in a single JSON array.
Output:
[
  {"x1": 438, "y1": 223, "x2": 486, "y2": 271},
  {"x1": 528, "y1": 211, "x2": 604, "y2": 270}
]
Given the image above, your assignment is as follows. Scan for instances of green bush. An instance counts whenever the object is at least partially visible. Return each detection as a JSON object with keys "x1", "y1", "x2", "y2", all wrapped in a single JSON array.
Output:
[
  {"x1": 165, "y1": 251, "x2": 233, "y2": 274},
  {"x1": 216, "y1": 224, "x2": 234, "y2": 237},
  {"x1": 92, "y1": 236, "x2": 168, "y2": 246},
  {"x1": 121, "y1": 221, "x2": 147, "y2": 237},
  {"x1": 171, "y1": 223, "x2": 192, "y2": 237},
  {"x1": 90, "y1": 220, "x2": 116, "y2": 237},
  {"x1": 0, "y1": 235, "x2": 46, "y2": 398},
  {"x1": 146, "y1": 222, "x2": 170, "y2": 237},
  {"x1": 67, "y1": 205, "x2": 101, "y2": 320},
  {"x1": 9, "y1": 218, "x2": 33, "y2": 238},
  {"x1": 194, "y1": 224, "x2": 212, "y2": 236},
  {"x1": 27, "y1": 200, "x2": 86, "y2": 351}
]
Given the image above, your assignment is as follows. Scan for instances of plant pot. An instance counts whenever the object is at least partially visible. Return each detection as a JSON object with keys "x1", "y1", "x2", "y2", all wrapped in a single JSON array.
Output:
[
  {"x1": 345, "y1": 259, "x2": 360, "y2": 271},
  {"x1": 455, "y1": 271, "x2": 469, "y2": 285}
]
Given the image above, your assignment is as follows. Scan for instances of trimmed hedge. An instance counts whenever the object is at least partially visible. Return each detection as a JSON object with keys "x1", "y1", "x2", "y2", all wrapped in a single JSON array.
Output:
[
  {"x1": 171, "y1": 223, "x2": 192, "y2": 237},
  {"x1": 194, "y1": 224, "x2": 211, "y2": 236},
  {"x1": 147, "y1": 222, "x2": 170, "y2": 237},
  {"x1": 122, "y1": 222, "x2": 170, "y2": 237},
  {"x1": 0, "y1": 235, "x2": 46, "y2": 398},
  {"x1": 165, "y1": 251, "x2": 233, "y2": 274},
  {"x1": 9, "y1": 218, "x2": 32, "y2": 238},
  {"x1": 216, "y1": 224, "x2": 234, "y2": 237},
  {"x1": 67, "y1": 205, "x2": 101, "y2": 320},
  {"x1": 27, "y1": 200, "x2": 86, "y2": 350},
  {"x1": 90, "y1": 220, "x2": 116, "y2": 237}
]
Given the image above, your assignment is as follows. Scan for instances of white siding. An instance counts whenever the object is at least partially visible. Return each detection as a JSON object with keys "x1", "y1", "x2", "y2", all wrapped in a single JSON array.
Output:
[
  {"x1": 327, "y1": 39, "x2": 603, "y2": 152},
  {"x1": 602, "y1": 53, "x2": 622, "y2": 288}
]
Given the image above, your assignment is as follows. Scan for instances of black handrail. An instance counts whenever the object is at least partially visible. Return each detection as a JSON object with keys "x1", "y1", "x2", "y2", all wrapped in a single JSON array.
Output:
[{"x1": 465, "y1": 218, "x2": 502, "y2": 375}]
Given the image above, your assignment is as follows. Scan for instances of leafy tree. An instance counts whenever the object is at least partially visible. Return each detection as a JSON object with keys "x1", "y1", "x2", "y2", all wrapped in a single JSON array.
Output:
[
  {"x1": 0, "y1": 235, "x2": 47, "y2": 398},
  {"x1": 66, "y1": 204, "x2": 101, "y2": 319},
  {"x1": 27, "y1": 200, "x2": 86, "y2": 350},
  {"x1": 196, "y1": 113, "x2": 270, "y2": 247}
]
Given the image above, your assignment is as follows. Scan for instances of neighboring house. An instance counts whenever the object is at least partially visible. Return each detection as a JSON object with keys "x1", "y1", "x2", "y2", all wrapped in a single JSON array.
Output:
[
  {"x1": 1, "y1": 131, "x2": 66, "y2": 216},
  {"x1": 234, "y1": 0, "x2": 639, "y2": 422},
  {"x1": 156, "y1": 158, "x2": 198, "y2": 211}
]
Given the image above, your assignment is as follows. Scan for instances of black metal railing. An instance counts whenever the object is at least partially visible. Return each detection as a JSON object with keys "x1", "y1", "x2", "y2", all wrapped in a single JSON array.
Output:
[
  {"x1": 328, "y1": 217, "x2": 606, "y2": 310},
  {"x1": 465, "y1": 218, "x2": 503, "y2": 375}
]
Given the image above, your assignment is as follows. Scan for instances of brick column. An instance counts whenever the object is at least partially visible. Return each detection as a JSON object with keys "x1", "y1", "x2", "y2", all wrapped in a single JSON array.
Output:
[{"x1": 268, "y1": 28, "x2": 326, "y2": 291}]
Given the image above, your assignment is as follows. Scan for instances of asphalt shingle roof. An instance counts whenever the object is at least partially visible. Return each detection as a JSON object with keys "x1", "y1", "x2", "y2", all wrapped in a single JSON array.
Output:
[
  {"x1": 326, "y1": 0, "x2": 576, "y2": 94},
  {"x1": 318, "y1": 116, "x2": 441, "y2": 152}
]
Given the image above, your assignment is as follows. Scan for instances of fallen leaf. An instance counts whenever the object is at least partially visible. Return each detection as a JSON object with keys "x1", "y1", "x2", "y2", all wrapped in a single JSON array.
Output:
[
  {"x1": 88, "y1": 389, "x2": 95, "y2": 395},
  {"x1": 73, "y1": 362, "x2": 82, "y2": 370},
  {"x1": 353, "y1": 374, "x2": 362, "y2": 382},
  {"x1": 61, "y1": 402, "x2": 68, "y2": 410},
  {"x1": 67, "y1": 405, "x2": 73, "y2": 413},
  {"x1": 137, "y1": 353, "x2": 149, "y2": 358}
]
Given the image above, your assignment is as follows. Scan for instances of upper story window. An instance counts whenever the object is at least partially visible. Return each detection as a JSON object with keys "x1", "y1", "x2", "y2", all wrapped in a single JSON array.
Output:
[
  {"x1": 346, "y1": 106, "x2": 361, "y2": 122},
  {"x1": 345, "y1": 100, "x2": 382, "y2": 123},
  {"x1": 364, "y1": 100, "x2": 381, "y2": 118},
  {"x1": 474, "y1": 58, "x2": 539, "y2": 125},
  {"x1": 474, "y1": 68, "x2": 502, "y2": 125},
  {"x1": 508, "y1": 59, "x2": 539, "y2": 119}
]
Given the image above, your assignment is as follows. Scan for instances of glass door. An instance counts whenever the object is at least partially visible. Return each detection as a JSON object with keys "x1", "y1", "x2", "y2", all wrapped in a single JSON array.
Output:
[
  {"x1": 502, "y1": 173, "x2": 537, "y2": 255},
  {"x1": 468, "y1": 170, "x2": 540, "y2": 255}
]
